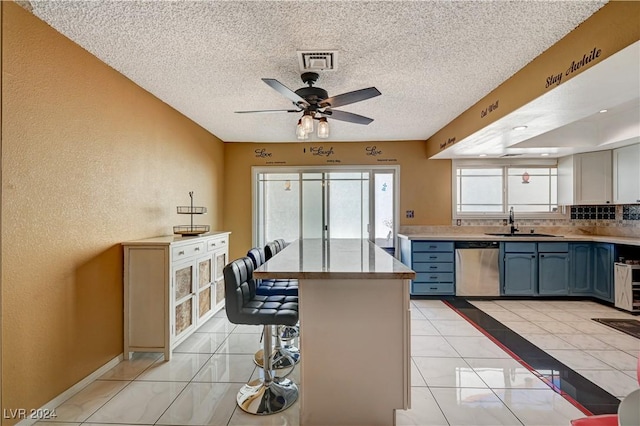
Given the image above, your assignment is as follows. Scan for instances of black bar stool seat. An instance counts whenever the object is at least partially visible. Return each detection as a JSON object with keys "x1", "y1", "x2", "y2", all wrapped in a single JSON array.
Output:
[
  {"x1": 247, "y1": 247, "x2": 301, "y2": 369},
  {"x1": 223, "y1": 257, "x2": 298, "y2": 415}
]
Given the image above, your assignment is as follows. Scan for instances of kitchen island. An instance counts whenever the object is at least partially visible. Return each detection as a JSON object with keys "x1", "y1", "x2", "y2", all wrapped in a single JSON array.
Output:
[{"x1": 253, "y1": 238, "x2": 415, "y2": 426}]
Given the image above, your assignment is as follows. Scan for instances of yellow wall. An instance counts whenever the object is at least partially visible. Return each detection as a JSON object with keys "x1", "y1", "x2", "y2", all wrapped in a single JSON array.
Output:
[
  {"x1": 1, "y1": 3, "x2": 225, "y2": 421},
  {"x1": 224, "y1": 141, "x2": 451, "y2": 259}
]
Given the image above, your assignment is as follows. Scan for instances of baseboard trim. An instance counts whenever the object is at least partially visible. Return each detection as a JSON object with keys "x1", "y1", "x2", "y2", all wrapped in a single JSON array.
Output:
[{"x1": 16, "y1": 354, "x2": 123, "y2": 426}]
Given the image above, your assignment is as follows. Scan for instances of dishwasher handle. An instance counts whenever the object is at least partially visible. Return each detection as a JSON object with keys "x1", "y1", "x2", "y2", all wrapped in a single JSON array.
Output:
[{"x1": 455, "y1": 241, "x2": 499, "y2": 249}]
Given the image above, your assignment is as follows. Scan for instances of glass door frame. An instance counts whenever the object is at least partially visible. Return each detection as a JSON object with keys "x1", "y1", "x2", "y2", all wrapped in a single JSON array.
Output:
[{"x1": 252, "y1": 165, "x2": 400, "y2": 251}]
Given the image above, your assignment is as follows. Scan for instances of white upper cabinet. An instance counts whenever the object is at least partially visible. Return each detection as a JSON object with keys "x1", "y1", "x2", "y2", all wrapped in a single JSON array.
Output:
[
  {"x1": 613, "y1": 143, "x2": 640, "y2": 204},
  {"x1": 558, "y1": 150, "x2": 612, "y2": 205}
]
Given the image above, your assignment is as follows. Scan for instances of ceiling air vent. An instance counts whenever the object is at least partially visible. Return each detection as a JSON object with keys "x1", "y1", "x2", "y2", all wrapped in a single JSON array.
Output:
[{"x1": 297, "y1": 51, "x2": 338, "y2": 72}]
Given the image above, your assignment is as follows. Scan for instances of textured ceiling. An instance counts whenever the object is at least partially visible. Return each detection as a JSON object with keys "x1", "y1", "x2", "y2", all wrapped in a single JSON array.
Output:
[{"x1": 30, "y1": 0, "x2": 608, "y2": 143}]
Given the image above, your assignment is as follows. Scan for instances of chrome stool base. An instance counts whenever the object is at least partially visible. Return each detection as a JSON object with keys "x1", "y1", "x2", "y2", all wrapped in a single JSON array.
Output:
[
  {"x1": 254, "y1": 348, "x2": 300, "y2": 369},
  {"x1": 237, "y1": 378, "x2": 298, "y2": 415},
  {"x1": 281, "y1": 325, "x2": 299, "y2": 340}
]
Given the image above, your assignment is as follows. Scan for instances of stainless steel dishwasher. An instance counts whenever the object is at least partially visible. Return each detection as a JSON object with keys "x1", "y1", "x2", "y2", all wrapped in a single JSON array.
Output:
[{"x1": 455, "y1": 241, "x2": 500, "y2": 296}]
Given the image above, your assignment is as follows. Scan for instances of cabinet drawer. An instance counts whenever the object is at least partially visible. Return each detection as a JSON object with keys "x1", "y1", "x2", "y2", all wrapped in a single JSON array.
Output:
[
  {"x1": 413, "y1": 241, "x2": 454, "y2": 252},
  {"x1": 172, "y1": 242, "x2": 205, "y2": 260},
  {"x1": 504, "y1": 242, "x2": 536, "y2": 253},
  {"x1": 537, "y1": 242, "x2": 569, "y2": 253},
  {"x1": 207, "y1": 237, "x2": 228, "y2": 252},
  {"x1": 413, "y1": 252, "x2": 453, "y2": 263},
  {"x1": 413, "y1": 262, "x2": 454, "y2": 273},
  {"x1": 412, "y1": 282, "x2": 454, "y2": 295},
  {"x1": 415, "y1": 272, "x2": 454, "y2": 283}
]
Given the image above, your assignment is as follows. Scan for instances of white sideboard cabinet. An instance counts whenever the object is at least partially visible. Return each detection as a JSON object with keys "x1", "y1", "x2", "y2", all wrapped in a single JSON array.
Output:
[
  {"x1": 558, "y1": 150, "x2": 612, "y2": 205},
  {"x1": 123, "y1": 232, "x2": 230, "y2": 360},
  {"x1": 613, "y1": 143, "x2": 640, "y2": 204}
]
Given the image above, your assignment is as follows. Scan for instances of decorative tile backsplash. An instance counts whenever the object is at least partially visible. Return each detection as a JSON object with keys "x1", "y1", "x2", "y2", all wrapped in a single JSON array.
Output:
[
  {"x1": 623, "y1": 205, "x2": 640, "y2": 220},
  {"x1": 570, "y1": 205, "x2": 616, "y2": 220},
  {"x1": 451, "y1": 204, "x2": 640, "y2": 230}
]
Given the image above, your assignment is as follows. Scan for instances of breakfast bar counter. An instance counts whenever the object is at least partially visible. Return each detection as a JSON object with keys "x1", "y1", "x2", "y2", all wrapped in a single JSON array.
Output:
[{"x1": 254, "y1": 238, "x2": 415, "y2": 426}]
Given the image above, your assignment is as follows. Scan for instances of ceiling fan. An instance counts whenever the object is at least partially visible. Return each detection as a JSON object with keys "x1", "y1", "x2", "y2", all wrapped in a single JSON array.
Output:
[{"x1": 235, "y1": 72, "x2": 381, "y2": 139}]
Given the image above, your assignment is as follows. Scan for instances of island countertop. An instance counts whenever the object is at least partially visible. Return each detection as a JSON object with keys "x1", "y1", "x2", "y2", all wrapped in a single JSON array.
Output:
[{"x1": 253, "y1": 238, "x2": 416, "y2": 280}]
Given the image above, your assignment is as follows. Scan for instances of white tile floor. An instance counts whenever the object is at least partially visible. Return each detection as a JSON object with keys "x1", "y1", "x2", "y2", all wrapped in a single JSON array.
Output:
[
  {"x1": 469, "y1": 299, "x2": 640, "y2": 400},
  {"x1": 35, "y1": 300, "x2": 638, "y2": 426}
]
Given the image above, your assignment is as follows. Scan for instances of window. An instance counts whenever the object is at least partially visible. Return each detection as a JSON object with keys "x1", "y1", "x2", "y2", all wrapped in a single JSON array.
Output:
[
  {"x1": 454, "y1": 160, "x2": 559, "y2": 217},
  {"x1": 253, "y1": 166, "x2": 399, "y2": 249}
]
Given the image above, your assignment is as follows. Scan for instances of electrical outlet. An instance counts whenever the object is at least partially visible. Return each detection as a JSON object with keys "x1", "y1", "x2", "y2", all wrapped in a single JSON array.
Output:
[
  {"x1": 406, "y1": 210, "x2": 414, "y2": 218},
  {"x1": 456, "y1": 219, "x2": 461, "y2": 226},
  {"x1": 502, "y1": 219, "x2": 508, "y2": 226}
]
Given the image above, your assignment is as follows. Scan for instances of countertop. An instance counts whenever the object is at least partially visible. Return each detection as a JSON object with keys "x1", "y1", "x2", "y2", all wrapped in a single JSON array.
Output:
[
  {"x1": 254, "y1": 238, "x2": 416, "y2": 280},
  {"x1": 398, "y1": 233, "x2": 640, "y2": 246},
  {"x1": 122, "y1": 231, "x2": 230, "y2": 245}
]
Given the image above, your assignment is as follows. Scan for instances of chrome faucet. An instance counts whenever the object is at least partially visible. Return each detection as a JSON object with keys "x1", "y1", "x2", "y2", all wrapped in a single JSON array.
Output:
[{"x1": 509, "y1": 207, "x2": 519, "y2": 235}]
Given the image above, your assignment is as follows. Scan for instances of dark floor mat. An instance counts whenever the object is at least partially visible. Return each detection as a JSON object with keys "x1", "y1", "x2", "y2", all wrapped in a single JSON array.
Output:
[{"x1": 592, "y1": 318, "x2": 640, "y2": 339}]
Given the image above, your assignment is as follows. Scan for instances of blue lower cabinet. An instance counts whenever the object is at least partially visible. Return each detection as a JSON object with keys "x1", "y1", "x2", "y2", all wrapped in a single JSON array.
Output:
[
  {"x1": 502, "y1": 242, "x2": 570, "y2": 296},
  {"x1": 570, "y1": 243, "x2": 593, "y2": 295},
  {"x1": 411, "y1": 282, "x2": 454, "y2": 295},
  {"x1": 538, "y1": 252, "x2": 570, "y2": 295},
  {"x1": 503, "y1": 253, "x2": 537, "y2": 295},
  {"x1": 593, "y1": 243, "x2": 614, "y2": 302},
  {"x1": 401, "y1": 240, "x2": 455, "y2": 296}
]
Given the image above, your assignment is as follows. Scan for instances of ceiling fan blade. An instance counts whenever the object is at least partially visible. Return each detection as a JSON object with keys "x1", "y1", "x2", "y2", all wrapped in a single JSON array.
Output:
[
  {"x1": 235, "y1": 109, "x2": 301, "y2": 114},
  {"x1": 262, "y1": 78, "x2": 309, "y2": 106},
  {"x1": 322, "y1": 109, "x2": 374, "y2": 125},
  {"x1": 321, "y1": 87, "x2": 381, "y2": 108}
]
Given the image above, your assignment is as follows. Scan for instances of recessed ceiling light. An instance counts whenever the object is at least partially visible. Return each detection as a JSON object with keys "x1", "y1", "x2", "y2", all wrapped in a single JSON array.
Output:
[
  {"x1": 541, "y1": 153, "x2": 549, "y2": 157},
  {"x1": 479, "y1": 154, "x2": 487, "y2": 157},
  {"x1": 599, "y1": 109, "x2": 608, "y2": 113},
  {"x1": 512, "y1": 125, "x2": 528, "y2": 131}
]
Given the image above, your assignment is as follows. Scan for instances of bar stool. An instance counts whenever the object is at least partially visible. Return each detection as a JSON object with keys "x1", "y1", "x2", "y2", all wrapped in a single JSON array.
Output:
[
  {"x1": 264, "y1": 241, "x2": 301, "y2": 344},
  {"x1": 223, "y1": 257, "x2": 299, "y2": 415},
  {"x1": 275, "y1": 238, "x2": 286, "y2": 251},
  {"x1": 264, "y1": 241, "x2": 280, "y2": 261},
  {"x1": 248, "y1": 247, "x2": 297, "y2": 297},
  {"x1": 247, "y1": 247, "x2": 300, "y2": 369}
]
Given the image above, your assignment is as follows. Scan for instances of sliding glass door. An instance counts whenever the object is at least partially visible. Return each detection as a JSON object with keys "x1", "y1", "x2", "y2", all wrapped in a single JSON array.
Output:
[{"x1": 254, "y1": 167, "x2": 398, "y2": 252}]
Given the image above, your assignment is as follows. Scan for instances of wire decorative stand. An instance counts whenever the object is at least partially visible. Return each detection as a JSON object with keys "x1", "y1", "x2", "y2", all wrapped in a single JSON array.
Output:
[{"x1": 173, "y1": 191, "x2": 210, "y2": 236}]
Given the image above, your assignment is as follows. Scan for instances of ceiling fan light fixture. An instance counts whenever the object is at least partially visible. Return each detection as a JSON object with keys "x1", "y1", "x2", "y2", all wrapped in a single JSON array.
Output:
[
  {"x1": 296, "y1": 119, "x2": 308, "y2": 140},
  {"x1": 301, "y1": 112, "x2": 314, "y2": 133},
  {"x1": 317, "y1": 117, "x2": 330, "y2": 139}
]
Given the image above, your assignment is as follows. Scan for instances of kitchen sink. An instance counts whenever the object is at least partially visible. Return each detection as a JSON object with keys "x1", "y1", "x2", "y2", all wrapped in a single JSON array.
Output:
[{"x1": 484, "y1": 233, "x2": 562, "y2": 237}]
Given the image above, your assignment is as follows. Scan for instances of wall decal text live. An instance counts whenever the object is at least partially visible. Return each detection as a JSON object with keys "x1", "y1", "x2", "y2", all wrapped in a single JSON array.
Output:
[{"x1": 254, "y1": 148, "x2": 272, "y2": 158}]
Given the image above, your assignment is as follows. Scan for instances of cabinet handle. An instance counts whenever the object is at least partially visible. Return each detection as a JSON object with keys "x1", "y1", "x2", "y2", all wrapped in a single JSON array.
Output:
[
  {"x1": 429, "y1": 245, "x2": 437, "y2": 249},
  {"x1": 221, "y1": 240, "x2": 226, "y2": 244},
  {"x1": 430, "y1": 287, "x2": 438, "y2": 290},
  {"x1": 195, "y1": 247, "x2": 200, "y2": 251},
  {"x1": 178, "y1": 251, "x2": 185, "y2": 255},
  {"x1": 540, "y1": 254, "x2": 545, "y2": 258},
  {"x1": 429, "y1": 266, "x2": 438, "y2": 269},
  {"x1": 430, "y1": 276, "x2": 438, "y2": 279},
  {"x1": 532, "y1": 255, "x2": 536, "y2": 258},
  {"x1": 429, "y1": 256, "x2": 437, "y2": 259}
]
